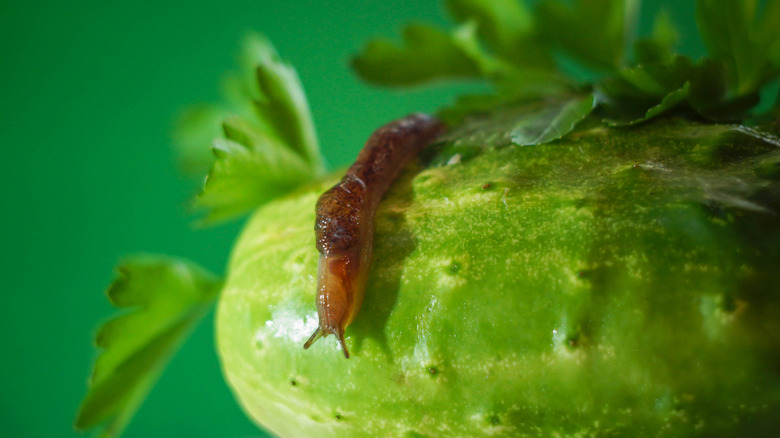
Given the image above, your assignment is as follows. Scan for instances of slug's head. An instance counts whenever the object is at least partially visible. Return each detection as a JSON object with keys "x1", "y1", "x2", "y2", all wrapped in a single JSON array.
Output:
[
  {"x1": 303, "y1": 247, "x2": 364, "y2": 358},
  {"x1": 303, "y1": 326, "x2": 349, "y2": 359}
]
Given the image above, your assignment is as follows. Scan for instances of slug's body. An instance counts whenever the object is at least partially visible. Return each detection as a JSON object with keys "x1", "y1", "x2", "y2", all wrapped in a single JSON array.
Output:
[{"x1": 303, "y1": 113, "x2": 445, "y2": 358}]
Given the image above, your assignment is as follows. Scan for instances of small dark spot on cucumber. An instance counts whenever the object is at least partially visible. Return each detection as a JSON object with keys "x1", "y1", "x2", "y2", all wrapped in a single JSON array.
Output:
[
  {"x1": 703, "y1": 200, "x2": 727, "y2": 220},
  {"x1": 428, "y1": 366, "x2": 439, "y2": 376},
  {"x1": 334, "y1": 413, "x2": 343, "y2": 421},
  {"x1": 482, "y1": 182, "x2": 492, "y2": 190},
  {"x1": 574, "y1": 198, "x2": 592, "y2": 209},
  {"x1": 289, "y1": 379, "x2": 297, "y2": 386},
  {"x1": 448, "y1": 262, "x2": 461, "y2": 275},
  {"x1": 488, "y1": 414, "x2": 501, "y2": 425},
  {"x1": 577, "y1": 266, "x2": 607, "y2": 282}
]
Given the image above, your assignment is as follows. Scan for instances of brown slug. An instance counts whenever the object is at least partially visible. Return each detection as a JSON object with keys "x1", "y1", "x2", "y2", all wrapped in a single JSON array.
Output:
[{"x1": 303, "y1": 113, "x2": 445, "y2": 358}]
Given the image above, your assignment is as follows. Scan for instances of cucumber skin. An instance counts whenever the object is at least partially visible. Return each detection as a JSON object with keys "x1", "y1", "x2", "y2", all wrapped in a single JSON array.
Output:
[{"x1": 217, "y1": 118, "x2": 780, "y2": 437}]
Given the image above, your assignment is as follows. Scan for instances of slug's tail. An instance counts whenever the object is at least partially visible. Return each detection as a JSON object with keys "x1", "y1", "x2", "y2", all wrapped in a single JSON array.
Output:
[{"x1": 302, "y1": 326, "x2": 350, "y2": 359}]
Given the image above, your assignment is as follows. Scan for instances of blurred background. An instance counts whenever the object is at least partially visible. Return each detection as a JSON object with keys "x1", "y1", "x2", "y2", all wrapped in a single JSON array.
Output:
[{"x1": 0, "y1": 0, "x2": 700, "y2": 436}]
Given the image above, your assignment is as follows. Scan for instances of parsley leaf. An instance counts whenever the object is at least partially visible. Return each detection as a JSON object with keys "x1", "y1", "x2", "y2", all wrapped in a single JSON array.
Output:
[
  {"x1": 604, "y1": 82, "x2": 690, "y2": 126},
  {"x1": 439, "y1": 93, "x2": 596, "y2": 148},
  {"x1": 597, "y1": 54, "x2": 760, "y2": 125},
  {"x1": 597, "y1": 55, "x2": 693, "y2": 125},
  {"x1": 696, "y1": 0, "x2": 780, "y2": 95},
  {"x1": 240, "y1": 34, "x2": 324, "y2": 169},
  {"x1": 198, "y1": 117, "x2": 312, "y2": 222},
  {"x1": 513, "y1": 94, "x2": 598, "y2": 144},
  {"x1": 172, "y1": 105, "x2": 228, "y2": 176},
  {"x1": 352, "y1": 5, "x2": 571, "y2": 107},
  {"x1": 194, "y1": 34, "x2": 325, "y2": 222},
  {"x1": 352, "y1": 23, "x2": 483, "y2": 86},
  {"x1": 634, "y1": 10, "x2": 677, "y2": 64},
  {"x1": 352, "y1": 0, "x2": 780, "y2": 137},
  {"x1": 444, "y1": 0, "x2": 553, "y2": 69},
  {"x1": 75, "y1": 255, "x2": 221, "y2": 438},
  {"x1": 353, "y1": 2, "x2": 563, "y2": 93},
  {"x1": 536, "y1": 0, "x2": 639, "y2": 71}
]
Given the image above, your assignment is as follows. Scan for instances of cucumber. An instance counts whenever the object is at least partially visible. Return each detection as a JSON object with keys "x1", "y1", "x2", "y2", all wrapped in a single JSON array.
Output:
[{"x1": 217, "y1": 116, "x2": 780, "y2": 437}]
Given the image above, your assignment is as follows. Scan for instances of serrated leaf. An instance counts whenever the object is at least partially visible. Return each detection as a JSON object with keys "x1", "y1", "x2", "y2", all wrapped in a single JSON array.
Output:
[
  {"x1": 684, "y1": 58, "x2": 762, "y2": 122},
  {"x1": 439, "y1": 94, "x2": 596, "y2": 149},
  {"x1": 510, "y1": 93, "x2": 597, "y2": 144},
  {"x1": 444, "y1": 0, "x2": 553, "y2": 69},
  {"x1": 634, "y1": 10, "x2": 677, "y2": 64},
  {"x1": 536, "y1": 0, "x2": 639, "y2": 71},
  {"x1": 451, "y1": 21, "x2": 571, "y2": 97},
  {"x1": 352, "y1": 2, "x2": 565, "y2": 97},
  {"x1": 605, "y1": 82, "x2": 690, "y2": 127},
  {"x1": 198, "y1": 117, "x2": 313, "y2": 223},
  {"x1": 194, "y1": 34, "x2": 325, "y2": 222},
  {"x1": 596, "y1": 55, "x2": 701, "y2": 125},
  {"x1": 75, "y1": 255, "x2": 221, "y2": 438},
  {"x1": 696, "y1": 0, "x2": 780, "y2": 95},
  {"x1": 617, "y1": 55, "x2": 692, "y2": 95},
  {"x1": 446, "y1": 0, "x2": 533, "y2": 47},
  {"x1": 171, "y1": 105, "x2": 228, "y2": 176},
  {"x1": 241, "y1": 34, "x2": 323, "y2": 169},
  {"x1": 598, "y1": 55, "x2": 692, "y2": 98},
  {"x1": 351, "y1": 23, "x2": 482, "y2": 86}
]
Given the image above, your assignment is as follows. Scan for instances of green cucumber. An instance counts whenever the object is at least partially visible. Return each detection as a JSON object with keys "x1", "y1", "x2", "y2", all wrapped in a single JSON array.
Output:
[{"x1": 217, "y1": 116, "x2": 780, "y2": 437}]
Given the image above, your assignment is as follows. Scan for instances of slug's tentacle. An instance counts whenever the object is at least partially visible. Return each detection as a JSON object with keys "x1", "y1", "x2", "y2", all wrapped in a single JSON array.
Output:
[{"x1": 304, "y1": 113, "x2": 445, "y2": 358}]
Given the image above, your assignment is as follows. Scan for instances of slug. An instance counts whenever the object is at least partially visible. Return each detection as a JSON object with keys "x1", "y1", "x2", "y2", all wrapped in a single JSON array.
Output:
[{"x1": 303, "y1": 113, "x2": 445, "y2": 358}]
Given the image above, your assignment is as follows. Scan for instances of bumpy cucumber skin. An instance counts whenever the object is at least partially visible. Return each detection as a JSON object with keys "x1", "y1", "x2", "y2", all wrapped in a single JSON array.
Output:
[{"x1": 217, "y1": 118, "x2": 780, "y2": 437}]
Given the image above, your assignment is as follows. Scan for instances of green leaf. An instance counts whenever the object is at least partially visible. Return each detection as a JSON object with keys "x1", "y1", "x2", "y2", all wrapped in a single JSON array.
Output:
[
  {"x1": 696, "y1": 0, "x2": 780, "y2": 95},
  {"x1": 686, "y1": 59, "x2": 759, "y2": 121},
  {"x1": 604, "y1": 82, "x2": 690, "y2": 126},
  {"x1": 439, "y1": 94, "x2": 596, "y2": 149},
  {"x1": 198, "y1": 116, "x2": 313, "y2": 223},
  {"x1": 444, "y1": 0, "x2": 553, "y2": 69},
  {"x1": 240, "y1": 34, "x2": 323, "y2": 169},
  {"x1": 536, "y1": 0, "x2": 639, "y2": 71},
  {"x1": 615, "y1": 55, "x2": 692, "y2": 95},
  {"x1": 597, "y1": 55, "x2": 701, "y2": 125},
  {"x1": 352, "y1": 2, "x2": 564, "y2": 97},
  {"x1": 510, "y1": 93, "x2": 597, "y2": 144},
  {"x1": 451, "y1": 21, "x2": 572, "y2": 97},
  {"x1": 596, "y1": 53, "x2": 759, "y2": 125},
  {"x1": 171, "y1": 105, "x2": 227, "y2": 176},
  {"x1": 348, "y1": 0, "x2": 779, "y2": 128},
  {"x1": 75, "y1": 255, "x2": 221, "y2": 438},
  {"x1": 634, "y1": 10, "x2": 677, "y2": 64},
  {"x1": 446, "y1": 0, "x2": 533, "y2": 47},
  {"x1": 195, "y1": 34, "x2": 325, "y2": 222},
  {"x1": 351, "y1": 23, "x2": 482, "y2": 86}
]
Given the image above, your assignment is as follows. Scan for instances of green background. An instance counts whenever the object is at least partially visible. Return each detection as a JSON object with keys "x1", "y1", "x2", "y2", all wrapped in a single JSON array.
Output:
[{"x1": 0, "y1": 1, "x2": 699, "y2": 437}]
